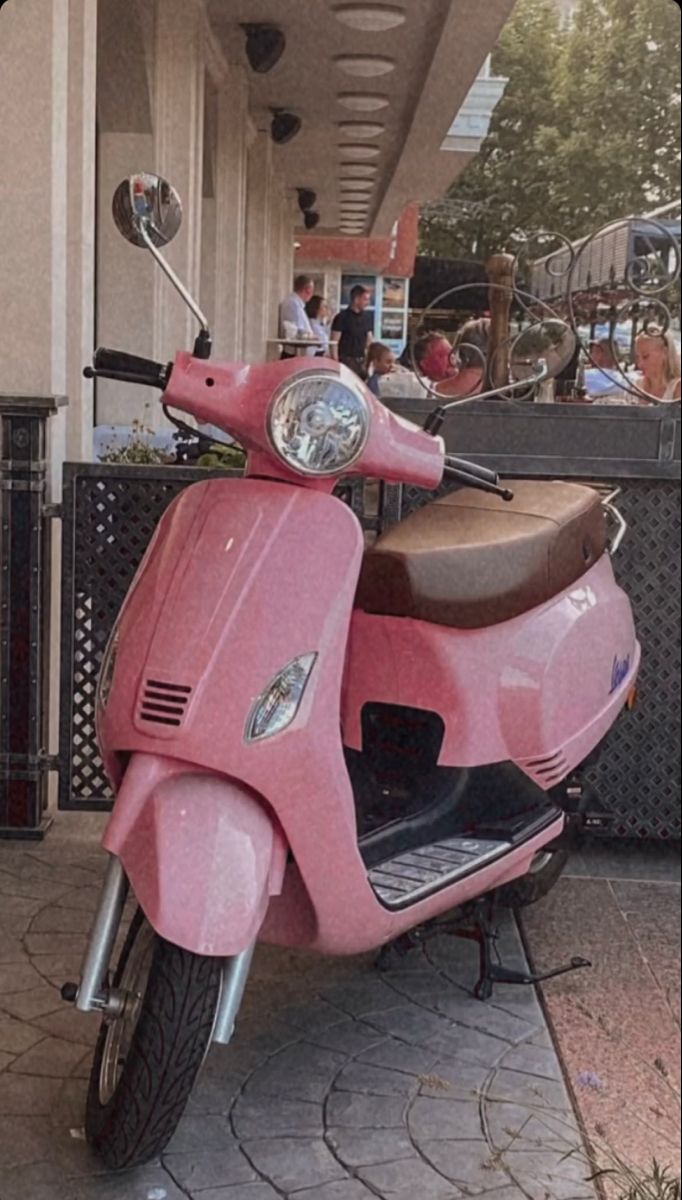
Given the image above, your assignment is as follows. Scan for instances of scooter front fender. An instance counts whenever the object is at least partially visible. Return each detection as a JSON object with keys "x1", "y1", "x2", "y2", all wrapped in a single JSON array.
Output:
[{"x1": 103, "y1": 754, "x2": 287, "y2": 956}]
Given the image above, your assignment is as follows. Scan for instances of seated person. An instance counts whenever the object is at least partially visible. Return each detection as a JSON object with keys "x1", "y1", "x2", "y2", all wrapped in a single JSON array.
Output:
[
  {"x1": 634, "y1": 327, "x2": 681, "y2": 403},
  {"x1": 414, "y1": 321, "x2": 489, "y2": 398},
  {"x1": 584, "y1": 338, "x2": 626, "y2": 398},
  {"x1": 366, "y1": 342, "x2": 396, "y2": 395}
]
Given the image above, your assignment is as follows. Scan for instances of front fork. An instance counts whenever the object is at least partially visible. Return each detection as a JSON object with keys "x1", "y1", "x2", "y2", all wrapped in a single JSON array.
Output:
[{"x1": 61, "y1": 853, "x2": 254, "y2": 1045}]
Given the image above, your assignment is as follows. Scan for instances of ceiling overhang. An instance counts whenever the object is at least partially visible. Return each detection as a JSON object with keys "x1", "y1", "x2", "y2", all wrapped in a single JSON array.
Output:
[{"x1": 208, "y1": 0, "x2": 516, "y2": 239}]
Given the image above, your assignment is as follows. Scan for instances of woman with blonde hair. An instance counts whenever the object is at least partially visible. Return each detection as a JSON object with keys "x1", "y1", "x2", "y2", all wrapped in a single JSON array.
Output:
[{"x1": 634, "y1": 327, "x2": 681, "y2": 402}]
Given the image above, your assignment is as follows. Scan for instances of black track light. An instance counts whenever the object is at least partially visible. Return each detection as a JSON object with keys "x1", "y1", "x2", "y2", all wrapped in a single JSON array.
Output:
[
  {"x1": 297, "y1": 189, "x2": 317, "y2": 213},
  {"x1": 241, "y1": 24, "x2": 286, "y2": 74},
  {"x1": 304, "y1": 211, "x2": 320, "y2": 231},
  {"x1": 271, "y1": 109, "x2": 302, "y2": 146}
]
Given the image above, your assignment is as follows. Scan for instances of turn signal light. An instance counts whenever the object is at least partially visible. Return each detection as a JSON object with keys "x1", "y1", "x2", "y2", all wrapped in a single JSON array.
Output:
[{"x1": 245, "y1": 653, "x2": 317, "y2": 742}]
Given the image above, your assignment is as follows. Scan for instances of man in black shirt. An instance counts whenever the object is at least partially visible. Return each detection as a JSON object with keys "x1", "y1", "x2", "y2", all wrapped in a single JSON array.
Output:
[{"x1": 331, "y1": 285, "x2": 374, "y2": 378}]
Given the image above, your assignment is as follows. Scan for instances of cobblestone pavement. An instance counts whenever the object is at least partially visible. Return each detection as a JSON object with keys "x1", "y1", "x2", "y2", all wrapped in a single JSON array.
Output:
[{"x1": 0, "y1": 818, "x2": 597, "y2": 1200}]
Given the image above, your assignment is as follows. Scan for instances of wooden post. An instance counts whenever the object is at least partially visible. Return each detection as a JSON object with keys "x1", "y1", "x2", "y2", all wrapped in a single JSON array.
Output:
[{"x1": 486, "y1": 253, "x2": 516, "y2": 389}]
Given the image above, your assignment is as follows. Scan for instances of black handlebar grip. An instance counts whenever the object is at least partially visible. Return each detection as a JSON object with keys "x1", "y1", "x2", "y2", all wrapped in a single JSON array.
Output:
[
  {"x1": 93, "y1": 347, "x2": 167, "y2": 386},
  {"x1": 445, "y1": 456, "x2": 499, "y2": 486}
]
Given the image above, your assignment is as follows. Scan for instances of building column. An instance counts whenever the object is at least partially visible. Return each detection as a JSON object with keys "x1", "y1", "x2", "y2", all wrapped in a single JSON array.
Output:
[
  {"x1": 95, "y1": 133, "x2": 156, "y2": 429},
  {"x1": 66, "y1": 0, "x2": 98, "y2": 461},
  {"x1": 94, "y1": 0, "x2": 155, "y2": 429},
  {"x1": 278, "y1": 190, "x2": 297, "y2": 317},
  {"x1": 242, "y1": 131, "x2": 274, "y2": 364},
  {"x1": 152, "y1": 0, "x2": 205, "y2": 369},
  {"x1": 0, "y1": 0, "x2": 97, "y2": 822},
  {"x1": 0, "y1": 0, "x2": 69, "y2": 469},
  {"x1": 213, "y1": 68, "x2": 249, "y2": 361}
]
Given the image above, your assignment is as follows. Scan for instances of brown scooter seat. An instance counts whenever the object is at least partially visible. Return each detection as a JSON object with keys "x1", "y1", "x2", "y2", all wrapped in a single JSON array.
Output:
[{"x1": 356, "y1": 481, "x2": 607, "y2": 630}]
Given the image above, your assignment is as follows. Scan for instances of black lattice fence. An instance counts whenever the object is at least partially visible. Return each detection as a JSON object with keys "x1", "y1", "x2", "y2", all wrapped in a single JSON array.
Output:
[
  {"x1": 583, "y1": 481, "x2": 681, "y2": 839},
  {"x1": 59, "y1": 465, "x2": 227, "y2": 809}
]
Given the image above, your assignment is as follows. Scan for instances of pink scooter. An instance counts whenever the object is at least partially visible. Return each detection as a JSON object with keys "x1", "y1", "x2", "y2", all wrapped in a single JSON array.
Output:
[{"x1": 62, "y1": 176, "x2": 639, "y2": 1169}]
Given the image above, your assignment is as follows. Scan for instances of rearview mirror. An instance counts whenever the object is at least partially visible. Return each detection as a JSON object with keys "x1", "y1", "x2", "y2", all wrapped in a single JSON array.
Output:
[{"x1": 112, "y1": 173, "x2": 183, "y2": 249}]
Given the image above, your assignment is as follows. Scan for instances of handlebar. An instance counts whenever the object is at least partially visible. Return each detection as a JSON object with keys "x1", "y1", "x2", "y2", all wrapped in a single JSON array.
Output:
[
  {"x1": 443, "y1": 456, "x2": 514, "y2": 502},
  {"x1": 445, "y1": 455, "x2": 499, "y2": 486},
  {"x1": 84, "y1": 347, "x2": 170, "y2": 389}
]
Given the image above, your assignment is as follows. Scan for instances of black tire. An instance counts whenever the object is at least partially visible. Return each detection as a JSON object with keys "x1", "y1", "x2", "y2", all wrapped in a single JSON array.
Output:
[
  {"x1": 85, "y1": 908, "x2": 222, "y2": 1170},
  {"x1": 498, "y1": 848, "x2": 569, "y2": 909}
]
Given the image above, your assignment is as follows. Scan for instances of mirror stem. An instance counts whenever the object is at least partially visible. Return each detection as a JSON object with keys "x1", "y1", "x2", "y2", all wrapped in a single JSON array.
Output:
[
  {"x1": 137, "y1": 220, "x2": 212, "y2": 358},
  {"x1": 422, "y1": 360, "x2": 550, "y2": 433}
]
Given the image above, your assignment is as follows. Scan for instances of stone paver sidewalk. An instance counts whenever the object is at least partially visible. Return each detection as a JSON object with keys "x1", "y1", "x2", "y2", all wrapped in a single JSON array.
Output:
[{"x1": 0, "y1": 816, "x2": 597, "y2": 1199}]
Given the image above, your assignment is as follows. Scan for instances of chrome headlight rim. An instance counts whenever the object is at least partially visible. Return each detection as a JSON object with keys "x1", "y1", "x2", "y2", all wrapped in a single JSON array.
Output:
[{"x1": 267, "y1": 368, "x2": 371, "y2": 478}]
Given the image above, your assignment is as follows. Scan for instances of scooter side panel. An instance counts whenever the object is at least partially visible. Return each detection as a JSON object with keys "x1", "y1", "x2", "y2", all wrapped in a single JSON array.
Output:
[
  {"x1": 343, "y1": 554, "x2": 639, "y2": 777},
  {"x1": 100, "y1": 478, "x2": 379, "y2": 949}
]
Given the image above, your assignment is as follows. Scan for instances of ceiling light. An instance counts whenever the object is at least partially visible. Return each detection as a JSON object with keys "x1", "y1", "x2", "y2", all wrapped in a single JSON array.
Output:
[
  {"x1": 341, "y1": 180, "x2": 374, "y2": 192},
  {"x1": 338, "y1": 93, "x2": 390, "y2": 112},
  {"x1": 338, "y1": 143, "x2": 381, "y2": 160},
  {"x1": 241, "y1": 24, "x2": 286, "y2": 74},
  {"x1": 339, "y1": 122, "x2": 385, "y2": 139},
  {"x1": 271, "y1": 110, "x2": 302, "y2": 145},
  {"x1": 339, "y1": 165, "x2": 377, "y2": 179},
  {"x1": 335, "y1": 55, "x2": 396, "y2": 77},
  {"x1": 297, "y1": 189, "x2": 317, "y2": 212},
  {"x1": 334, "y1": 4, "x2": 406, "y2": 31}
]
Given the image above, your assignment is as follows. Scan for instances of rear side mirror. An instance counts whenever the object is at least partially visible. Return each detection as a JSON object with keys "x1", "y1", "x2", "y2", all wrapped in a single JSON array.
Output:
[
  {"x1": 111, "y1": 173, "x2": 211, "y2": 357},
  {"x1": 112, "y1": 174, "x2": 183, "y2": 249}
]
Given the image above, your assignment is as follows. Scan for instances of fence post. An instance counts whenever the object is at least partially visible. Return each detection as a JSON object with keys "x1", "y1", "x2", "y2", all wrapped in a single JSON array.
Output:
[{"x1": 0, "y1": 395, "x2": 61, "y2": 838}]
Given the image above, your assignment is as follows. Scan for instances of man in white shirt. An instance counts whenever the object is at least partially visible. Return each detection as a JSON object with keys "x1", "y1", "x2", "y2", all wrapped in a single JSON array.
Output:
[{"x1": 279, "y1": 275, "x2": 315, "y2": 345}]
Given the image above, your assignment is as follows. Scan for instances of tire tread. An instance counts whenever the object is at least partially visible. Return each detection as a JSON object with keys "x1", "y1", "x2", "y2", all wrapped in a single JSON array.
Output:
[{"x1": 85, "y1": 911, "x2": 221, "y2": 1169}]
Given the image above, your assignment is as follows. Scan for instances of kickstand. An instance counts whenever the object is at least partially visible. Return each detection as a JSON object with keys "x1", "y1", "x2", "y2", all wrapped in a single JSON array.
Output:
[
  {"x1": 375, "y1": 893, "x2": 591, "y2": 1000},
  {"x1": 451, "y1": 893, "x2": 591, "y2": 1001}
]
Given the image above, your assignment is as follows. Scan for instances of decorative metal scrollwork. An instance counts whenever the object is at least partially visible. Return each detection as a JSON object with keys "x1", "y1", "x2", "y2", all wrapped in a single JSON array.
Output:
[{"x1": 411, "y1": 202, "x2": 681, "y2": 408}]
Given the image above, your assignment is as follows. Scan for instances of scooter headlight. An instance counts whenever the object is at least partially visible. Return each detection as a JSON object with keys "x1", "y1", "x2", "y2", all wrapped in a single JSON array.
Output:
[{"x1": 268, "y1": 371, "x2": 370, "y2": 477}]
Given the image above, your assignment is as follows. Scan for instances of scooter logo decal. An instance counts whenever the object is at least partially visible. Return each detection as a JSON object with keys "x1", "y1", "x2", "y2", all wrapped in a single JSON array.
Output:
[{"x1": 610, "y1": 653, "x2": 631, "y2": 694}]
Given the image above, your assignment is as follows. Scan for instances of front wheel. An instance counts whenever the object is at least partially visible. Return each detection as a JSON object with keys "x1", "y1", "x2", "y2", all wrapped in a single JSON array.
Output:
[
  {"x1": 85, "y1": 909, "x2": 222, "y2": 1170},
  {"x1": 498, "y1": 848, "x2": 569, "y2": 909}
]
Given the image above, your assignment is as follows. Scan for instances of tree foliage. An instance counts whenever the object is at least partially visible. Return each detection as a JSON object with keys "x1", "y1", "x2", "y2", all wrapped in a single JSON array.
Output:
[{"x1": 420, "y1": 0, "x2": 681, "y2": 260}]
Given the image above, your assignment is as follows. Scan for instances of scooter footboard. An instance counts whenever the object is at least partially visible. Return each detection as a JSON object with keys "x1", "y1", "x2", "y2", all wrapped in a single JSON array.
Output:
[{"x1": 103, "y1": 754, "x2": 287, "y2": 956}]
